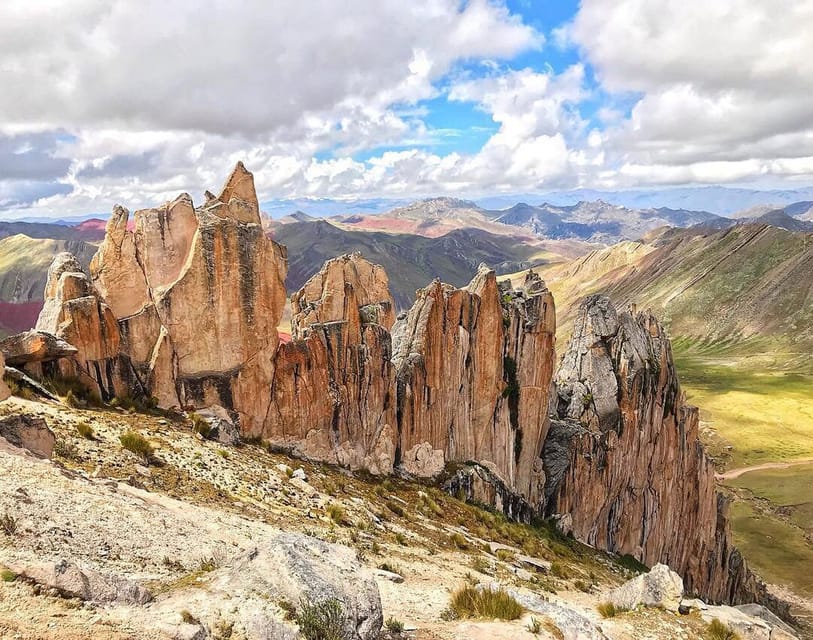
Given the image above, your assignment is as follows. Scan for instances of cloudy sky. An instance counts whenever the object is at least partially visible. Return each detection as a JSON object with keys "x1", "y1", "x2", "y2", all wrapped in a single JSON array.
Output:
[{"x1": 1, "y1": 0, "x2": 812, "y2": 218}]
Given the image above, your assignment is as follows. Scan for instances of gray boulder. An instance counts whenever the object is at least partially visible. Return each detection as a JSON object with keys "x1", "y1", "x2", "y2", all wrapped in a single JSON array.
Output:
[
  {"x1": 194, "y1": 405, "x2": 240, "y2": 445},
  {"x1": 606, "y1": 563, "x2": 684, "y2": 612},
  {"x1": 0, "y1": 414, "x2": 56, "y2": 458},
  {"x1": 14, "y1": 559, "x2": 153, "y2": 604},
  {"x1": 0, "y1": 330, "x2": 78, "y2": 366},
  {"x1": 508, "y1": 588, "x2": 608, "y2": 640}
]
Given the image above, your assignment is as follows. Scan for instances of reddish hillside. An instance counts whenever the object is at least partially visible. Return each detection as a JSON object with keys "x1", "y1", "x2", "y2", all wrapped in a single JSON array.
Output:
[{"x1": 0, "y1": 300, "x2": 43, "y2": 336}]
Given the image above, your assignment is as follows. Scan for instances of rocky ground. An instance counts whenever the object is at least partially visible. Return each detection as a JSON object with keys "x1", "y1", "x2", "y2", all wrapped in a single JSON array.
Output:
[{"x1": 0, "y1": 395, "x2": 802, "y2": 639}]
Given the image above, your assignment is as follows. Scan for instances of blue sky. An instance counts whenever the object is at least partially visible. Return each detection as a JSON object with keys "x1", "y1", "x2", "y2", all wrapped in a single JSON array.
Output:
[{"x1": 0, "y1": 0, "x2": 811, "y2": 218}]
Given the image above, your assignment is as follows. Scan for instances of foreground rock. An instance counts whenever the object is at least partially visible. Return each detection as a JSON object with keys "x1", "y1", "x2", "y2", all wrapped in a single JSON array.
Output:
[
  {"x1": 0, "y1": 353, "x2": 9, "y2": 402},
  {"x1": 683, "y1": 600, "x2": 800, "y2": 639},
  {"x1": 606, "y1": 564, "x2": 684, "y2": 613},
  {"x1": 0, "y1": 330, "x2": 78, "y2": 366},
  {"x1": 544, "y1": 295, "x2": 768, "y2": 607},
  {"x1": 12, "y1": 559, "x2": 153, "y2": 605},
  {"x1": 0, "y1": 415, "x2": 55, "y2": 458}
]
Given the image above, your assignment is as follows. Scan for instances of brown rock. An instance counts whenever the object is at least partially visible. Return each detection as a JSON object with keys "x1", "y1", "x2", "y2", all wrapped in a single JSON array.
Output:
[
  {"x1": 0, "y1": 330, "x2": 78, "y2": 365},
  {"x1": 392, "y1": 266, "x2": 556, "y2": 491},
  {"x1": 545, "y1": 294, "x2": 762, "y2": 605},
  {"x1": 0, "y1": 415, "x2": 55, "y2": 458},
  {"x1": 0, "y1": 353, "x2": 9, "y2": 402}
]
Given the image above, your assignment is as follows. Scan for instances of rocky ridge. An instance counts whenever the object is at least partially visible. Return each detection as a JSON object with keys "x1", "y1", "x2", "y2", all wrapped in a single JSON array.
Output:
[{"x1": 0, "y1": 163, "x2": 768, "y2": 611}]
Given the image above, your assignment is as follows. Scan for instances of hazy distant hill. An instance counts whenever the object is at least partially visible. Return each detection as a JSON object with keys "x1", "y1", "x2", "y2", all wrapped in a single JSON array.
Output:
[{"x1": 272, "y1": 219, "x2": 548, "y2": 308}]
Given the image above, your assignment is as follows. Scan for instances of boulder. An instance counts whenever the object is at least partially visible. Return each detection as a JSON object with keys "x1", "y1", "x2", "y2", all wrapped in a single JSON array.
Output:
[
  {"x1": 0, "y1": 331, "x2": 78, "y2": 365},
  {"x1": 0, "y1": 353, "x2": 9, "y2": 402},
  {"x1": 607, "y1": 563, "x2": 684, "y2": 613},
  {"x1": 13, "y1": 558, "x2": 153, "y2": 604},
  {"x1": 194, "y1": 405, "x2": 240, "y2": 446},
  {"x1": 0, "y1": 415, "x2": 55, "y2": 458},
  {"x1": 507, "y1": 588, "x2": 608, "y2": 640}
]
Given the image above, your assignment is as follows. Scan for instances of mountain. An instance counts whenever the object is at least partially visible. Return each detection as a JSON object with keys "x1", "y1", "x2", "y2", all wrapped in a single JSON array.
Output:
[
  {"x1": 0, "y1": 219, "x2": 106, "y2": 242},
  {"x1": 276, "y1": 210, "x2": 318, "y2": 224},
  {"x1": 0, "y1": 235, "x2": 98, "y2": 337},
  {"x1": 331, "y1": 197, "x2": 531, "y2": 238},
  {"x1": 272, "y1": 219, "x2": 549, "y2": 308},
  {"x1": 515, "y1": 222, "x2": 813, "y2": 354}
]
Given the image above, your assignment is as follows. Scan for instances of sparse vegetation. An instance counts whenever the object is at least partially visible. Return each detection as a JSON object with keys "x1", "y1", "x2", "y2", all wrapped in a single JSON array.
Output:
[
  {"x1": 294, "y1": 598, "x2": 350, "y2": 640},
  {"x1": 384, "y1": 617, "x2": 404, "y2": 634},
  {"x1": 180, "y1": 610, "x2": 198, "y2": 625},
  {"x1": 386, "y1": 499, "x2": 405, "y2": 517},
  {"x1": 190, "y1": 413, "x2": 211, "y2": 438},
  {"x1": 706, "y1": 618, "x2": 740, "y2": 640},
  {"x1": 470, "y1": 556, "x2": 493, "y2": 574},
  {"x1": 447, "y1": 584, "x2": 524, "y2": 621},
  {"x1": 597, "y1": 602, "x2": 628, "y2": 618},
  {"x1": 527, "y1": 616, "x2": 542, "y2": 634},
  {"x1": 327, "y1": 503, "x2": 347, "y2": 526},
  {"x1": 1, "y1": 569, "x2": 17, "y2": 582},
  {"x1": 53, "y1": 439, "x2": 79, "y2": 460},
  {"x1": 394, "y1": 532, "x2": 408, "y2": 546},
  {"x1": 1, "y1": 512, "x2": 18, "y2": 536},
  {"x1": 377, "y1": 562, "x2": 403, "y2": 576},
  {"x1": 120, "y1": 430, "x2": 154, "y2": 463},
  {"x1": 76, "y1": 421, "x2": 95, "y2": 440},
  {"x1": 449, "y1": 532, "x2": 469, "y2": 550}
]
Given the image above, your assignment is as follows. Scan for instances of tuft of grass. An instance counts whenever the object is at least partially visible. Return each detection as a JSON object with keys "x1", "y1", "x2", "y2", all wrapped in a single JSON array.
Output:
[
  {"x1": 386, "y1": 499, "x2": 405, "y2": 517},
  {"x1": 76, "y1": 421, "x2": 95, "y2": 440},
  {"x1": 53, "y1": 439, "x2": 79, "y2": 460},
  {"x1": 294, "y1": 598, "x2": 350, "y2": 640},
  {"x1": 495, "y1": 548, "x2": 515, "y2": 562},
  {"x1": 394, "y1": 532, "x2": 408, "y2": 546},
  {"x1": 706, "y1": 618, "x2": 741, "y2": 640},
  {"x1": 597, "y1": 602, "x2": 628, "y2": 618},
  {"x1": 550, "y1": 562, "x2": 569, "y2": 579},
  {"x1": 327, "y1": 503, "x2": 347, "y2": 526},
  {"x1": 384, "y1": 617, "x2": 405, "y2": 634},
  {"x1": 449, "y1": 532, "x2": 470, "y2": 550},
  {"x1": 180, "y1": 610, "x2": 198, "y2": 625},
  {"x1": 189, "y1": 413, "x2": 211, "y2": 438},
  {"x1": 0, "y1": 512, "x2": 17, "y2": 536},
  {"x1": 470, "y1": 556, "x2": 493, "y2": 575},
  {"x1": 1, "y1": 569, "x2": 17, "y2": 582},
  {"x1": 120, "y1": 431, "x2": 154, "y2": 463},
  {"x1": 448, "y1": 584, "x2": 524, "y2": 621}
]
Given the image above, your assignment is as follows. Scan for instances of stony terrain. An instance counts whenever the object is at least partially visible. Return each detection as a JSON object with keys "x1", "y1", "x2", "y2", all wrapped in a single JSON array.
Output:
[{"x1": 0, "y1": 395, "x2": 798, "y2": 639}]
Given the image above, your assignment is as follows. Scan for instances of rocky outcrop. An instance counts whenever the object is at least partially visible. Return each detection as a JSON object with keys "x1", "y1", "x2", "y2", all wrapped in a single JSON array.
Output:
[
  {"x1": 0, "y1": 415, "x2": 55, "y2": 458},
  {"x1": 0, "y1": 353, "x2": 9, "y2": 402},
  {"x1": 0, "y1": 330, "x2": 78, "y2": 365},
  {"x1": 544, "y1": 295, "x2": 762, "y2": 604},
  {"x1": 34, "y1": 253, "x2": 131, "y2": 400},
  {"x1": 264, "y1": 253, "x2": 397, "y2": 474},
  {"x1": 392, "y1": 266, "x2": 555, "y2": 495},
  {"x1": 607, "y1": 563, "x2": 684, "y2": 613}
]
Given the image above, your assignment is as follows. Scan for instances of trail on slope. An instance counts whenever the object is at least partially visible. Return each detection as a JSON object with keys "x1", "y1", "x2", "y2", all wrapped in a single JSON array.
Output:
[{"x1": 717, "y1": 458, "x2": 813, "y2": 480}]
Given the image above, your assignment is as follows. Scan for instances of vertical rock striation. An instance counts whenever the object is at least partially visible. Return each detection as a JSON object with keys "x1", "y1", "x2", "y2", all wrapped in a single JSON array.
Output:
[{"x1": 545, "y1": 294, "x2": 763, "y2": 605}]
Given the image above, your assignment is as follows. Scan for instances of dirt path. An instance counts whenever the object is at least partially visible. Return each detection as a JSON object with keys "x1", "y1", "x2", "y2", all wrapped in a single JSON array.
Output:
[{"x1": 717, "y1": 458, "x2": 813, "y2": 480}]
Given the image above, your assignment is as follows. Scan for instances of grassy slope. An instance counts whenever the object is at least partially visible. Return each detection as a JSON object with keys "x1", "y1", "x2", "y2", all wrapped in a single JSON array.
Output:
[{"x1": 273, "y1": 220, "x2": 556, "y2": 308}]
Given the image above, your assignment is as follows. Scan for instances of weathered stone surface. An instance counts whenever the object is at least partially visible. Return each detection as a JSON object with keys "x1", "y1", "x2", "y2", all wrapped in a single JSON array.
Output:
[
  {"x1": 0, "y1": 415, "x2": 55, "y2": 458},
  {"x1": 607, "y1": 563, "x2": 684, "y2": 612},
  {"x1": 13, "y1": 558, "x2": 153, "y2": 604},
  {"x1": 264, "y1": 254, "x2": 397, "y2": 475},
  {"x1": 0, "y1": 353, "x2": 9, "y2": 402},
  {"x1": 393, "y1": 266, "x2": 555, "y2": 493},
  {"x1": 35, "y1": 253, "x2": 130, "y2": 401},
  {"x1": 686, "y1": 601, "x2": 800, "y2": 640},
  {"x1": 507, "y1": 588, "x2": 608, "y2": 640},
  {"x1": 545, "y1": 294, "x2": 764, "y2": 605},
  {"x1": 0, "y1": 330, "x2": 78, "y2": 365},
  {"x1": 194, "y1": 405, "x2": 240, "y2": 446}
]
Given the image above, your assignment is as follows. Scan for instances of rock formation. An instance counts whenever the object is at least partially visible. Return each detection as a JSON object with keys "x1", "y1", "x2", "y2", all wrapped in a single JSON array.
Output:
[
  {"x1": 392, "y1": 267, "x2": 556, "y2": 498},
  {"x1": 10, "y1": 162, "x2": 768, "y2": 610},
  {"x1": 544, "y1": 295, "x2": 764, "y2": 605},
  {"x1": 0, "y1": 353, "x2": 9, "y2": 402}
]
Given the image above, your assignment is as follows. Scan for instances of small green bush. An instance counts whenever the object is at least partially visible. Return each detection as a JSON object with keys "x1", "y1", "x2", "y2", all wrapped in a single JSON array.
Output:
[
  {"x1": 76, "y1": 421, "x2": 95, "y2": 440},
  {"x1": 706, "y1": 619, "x2": 740, "y2": 640},
  {"x1": 448, "y1": 584, "x2": 524, "y2": 620},
  {"x1": 449, "y1": 532, "x2": 470, "y2": 550},
  {"x1": 1, "y1": 569, "x2": 17, "y2": 582},
  {"x1": 53, "y1": 439, "x2": 79, "y2": 460},
  {"x1": 384, "y1": 616, "x2": 404, "y2": 633},
  {"x1": 120, "y1": 431, "x2": 153, "y2": 463},
  {"x1": 190, "y1": 413, "x2": 211, "y2": 438},
  {"x1": 550, "y1": 561, "x2": 569, "y2": 579},
  {"x1": 327, "y1": 503, "x2": 347, "y2": 526},
  {"x1": 294, "y1": 598, "x2": 350, "y2": 640},
  {"x1": 386, "y1": 499, "x2": 405, "y2": 517},
  {"x1": 470, "y1": 556, "x2": 492, "y2": 575},
  {"x1": 394, "y1": 532, "x2": 408, "y2": 546}
]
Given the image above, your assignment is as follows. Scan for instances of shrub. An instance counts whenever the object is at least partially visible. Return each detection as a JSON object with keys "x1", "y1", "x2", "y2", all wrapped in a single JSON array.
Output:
[
  {"x1": 120, "y1": 431, "x2": 153, "y2": 463},
  {"x1": 278, "y1": 598, "x2": 297, "y2": 621},
  {"x1": 394, "y1": 532, "x2": 408, "y2": 546},
  {"x1": 386, "y1": 499, "x2": 405, "y2": 517},
  {"x1": 448, "y1": 584, "x2": 524, "y2": 621},
  {"x1": 449, "y1": 532, "x2": 470, "y2": 550},
  {"x1": 294, "y1": 598, "x2": 350, "y2": 640},
  {"x1": 180, "y1": 610, "x2": 198, "y2": 625},
  {"x1": 76, "y1": 421, "x2": 95, "y2": 440},
  {"x1": 1, "y1": 569, "x2": 17, "y2": 582},
  {"x1": 327, "y1": 503, "x2": 347, "y2": 526},
  {"x1": 597, "y1": 602, "x2": 628, "y2": 618},
  {"x1": 189, "y1": 413, "x2": 211, "y2": 438},
  {"x1": 385, "y1": 616, "x2": 405, "y2": 634},
  {"x1": 470, "y1": 556, "x2": 492, "y2": 575},
  {"x1": 495, "y1": 548, "x2": 515, "y2": 562},
  {"x1": 54, "y1": 439, "x2": 79, "y2": 460},
  {"x1": 550, "y1": 562, "x2": 569, "y2": 579},
  {"x1": 706, "y1": 619, "x2": 740, "y2": 640},
  {"x1": 1, "y1": 512, "x2": 18, "y2": 536}
]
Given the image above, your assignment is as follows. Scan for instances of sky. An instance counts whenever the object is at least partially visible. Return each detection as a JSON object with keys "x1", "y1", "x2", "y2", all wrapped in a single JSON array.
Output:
[{"x1": 1, "y1": 0, "x2": 812, "y2": 218}]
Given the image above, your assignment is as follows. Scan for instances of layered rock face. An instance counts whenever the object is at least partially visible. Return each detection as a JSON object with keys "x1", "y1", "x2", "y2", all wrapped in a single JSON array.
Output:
[
  {"x1": 392, "y1": 267, "x2": 556, "y2": 497},
  {"x1": 88, "y1": 162, "x2": 287, "y2": 426},
  {"x1": 0, "y1": 352, "x2": 9, "y2": 402},
  {"x1": 545, "y1": 295, "x2": 761, "y2": 604},
  {"x1": 264, "y1": 253, "x2": 397, "y2": 474}
]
